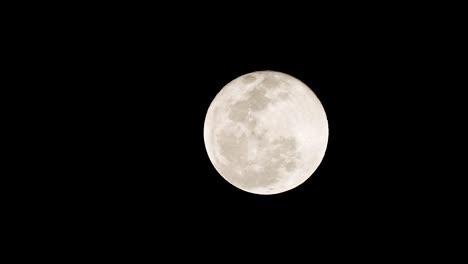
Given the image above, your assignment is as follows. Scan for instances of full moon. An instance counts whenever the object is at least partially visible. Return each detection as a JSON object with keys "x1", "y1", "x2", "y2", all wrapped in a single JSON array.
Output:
[{"x1": 204, "y1": 71, "x2": 328, "y2": 195}]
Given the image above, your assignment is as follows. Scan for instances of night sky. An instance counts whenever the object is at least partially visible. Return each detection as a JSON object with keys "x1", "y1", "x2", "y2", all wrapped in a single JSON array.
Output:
[{"x1": 41, "y1": 4, "x2": 454, "y2": 257}]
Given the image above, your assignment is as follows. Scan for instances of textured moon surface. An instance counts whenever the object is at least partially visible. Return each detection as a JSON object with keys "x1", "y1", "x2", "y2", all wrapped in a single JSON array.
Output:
[{"x1": 204, "y1": 71, "x2": 328, "y2": 195}]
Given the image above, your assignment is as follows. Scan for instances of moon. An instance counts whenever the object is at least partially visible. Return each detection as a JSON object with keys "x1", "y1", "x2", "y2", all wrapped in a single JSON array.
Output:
[{"x1": 204, "y1": 71, "x2": 328, "y2": 195}]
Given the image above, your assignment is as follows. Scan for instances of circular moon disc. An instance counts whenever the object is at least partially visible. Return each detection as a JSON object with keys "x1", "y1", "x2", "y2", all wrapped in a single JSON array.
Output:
[{"x1": 204, "y1": 71, "x2": 328, "y2": 195}]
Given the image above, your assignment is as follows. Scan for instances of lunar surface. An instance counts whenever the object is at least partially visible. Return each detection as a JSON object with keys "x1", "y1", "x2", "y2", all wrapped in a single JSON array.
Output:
[{"x1": 204, "y1": 71, "x2": 328, "y2": 195}]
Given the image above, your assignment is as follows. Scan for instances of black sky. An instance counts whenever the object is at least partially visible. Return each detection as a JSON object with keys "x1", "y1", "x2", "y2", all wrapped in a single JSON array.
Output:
[{"x1": 48, "y1": 4, "x2": 458, "y2": 256}]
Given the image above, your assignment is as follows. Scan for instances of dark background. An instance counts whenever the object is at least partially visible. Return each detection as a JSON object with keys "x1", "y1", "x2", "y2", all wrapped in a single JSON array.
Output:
[
  {"x1": 23, "y1": 3, "x2": 460, "y2": 257},
  {"x1": 78, "y1": 26, "x2": 424, "y2": 239}
]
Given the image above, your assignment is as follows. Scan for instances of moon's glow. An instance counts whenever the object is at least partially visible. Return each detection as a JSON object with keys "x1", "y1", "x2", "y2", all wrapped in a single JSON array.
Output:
[{"x1": 204, "y1": 71, "x2": 328, "y2": 195}]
